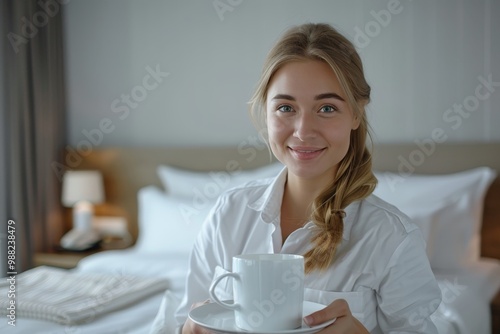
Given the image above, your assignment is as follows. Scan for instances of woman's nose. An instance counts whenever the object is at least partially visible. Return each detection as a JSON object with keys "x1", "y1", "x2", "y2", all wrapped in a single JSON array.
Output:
[{"x1": 293, "y1": 113, "x2": 316, "y2": 141}]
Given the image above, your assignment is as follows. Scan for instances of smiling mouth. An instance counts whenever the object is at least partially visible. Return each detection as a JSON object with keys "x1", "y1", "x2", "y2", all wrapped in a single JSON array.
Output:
[{"x1": 288, "y1": 147, "x2": 326, "y2": 160}]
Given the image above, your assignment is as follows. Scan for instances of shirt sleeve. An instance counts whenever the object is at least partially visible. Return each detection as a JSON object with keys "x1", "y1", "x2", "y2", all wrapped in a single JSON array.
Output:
[{"x1": 376, "y1": 228, "x2": 442, "y2": 333}]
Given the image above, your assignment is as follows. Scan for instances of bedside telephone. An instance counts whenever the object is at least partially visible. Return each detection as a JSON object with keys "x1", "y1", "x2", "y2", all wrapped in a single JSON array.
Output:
[
  {"x1": 60, "y1": 201, "x2": 102, "y2": 251},
  {"x1": 60, "y1": 228, "x2": 101, "y2": 251}
]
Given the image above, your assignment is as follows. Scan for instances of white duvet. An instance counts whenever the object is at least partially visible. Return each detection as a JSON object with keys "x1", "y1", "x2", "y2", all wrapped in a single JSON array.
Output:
[
  {"x1": 432, "y1": 259, "x2": 500, "y2": 334},
  {"x1": 0, "y1": 248, "x2": 498, "y2": 334}
]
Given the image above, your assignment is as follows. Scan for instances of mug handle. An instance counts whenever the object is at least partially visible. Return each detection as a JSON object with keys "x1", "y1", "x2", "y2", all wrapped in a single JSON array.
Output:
[{"x1": 209, "y1": 272, "x2": 240, "y2": 310}]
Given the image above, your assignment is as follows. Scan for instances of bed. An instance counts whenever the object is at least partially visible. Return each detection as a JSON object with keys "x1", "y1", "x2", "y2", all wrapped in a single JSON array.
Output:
[{"x1": 1, "y1": 143, "x2": 499, "y2": 334}]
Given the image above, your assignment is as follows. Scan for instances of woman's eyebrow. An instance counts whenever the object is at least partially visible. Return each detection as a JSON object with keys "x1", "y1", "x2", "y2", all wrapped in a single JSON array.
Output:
[
  {"x1": 271, "y1": 93, "x2": 345, "y2": 102},
  {"x1": 271, "y1": 94, "x2": 295, "y2": 101},
  {"x1": 315, "y1": 93, "x2": 345, "y2": 101}
]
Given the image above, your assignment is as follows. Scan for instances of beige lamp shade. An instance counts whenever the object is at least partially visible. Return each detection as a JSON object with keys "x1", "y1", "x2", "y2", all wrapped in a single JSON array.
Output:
[{"x1": 61, "y1": 170, "x2": 105, "y2": 207}]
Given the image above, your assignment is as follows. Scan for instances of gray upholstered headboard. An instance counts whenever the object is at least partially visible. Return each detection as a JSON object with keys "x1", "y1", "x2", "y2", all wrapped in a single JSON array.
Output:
[{"x1": 69, "y1": 143, "x2": 500, "y2": 259}]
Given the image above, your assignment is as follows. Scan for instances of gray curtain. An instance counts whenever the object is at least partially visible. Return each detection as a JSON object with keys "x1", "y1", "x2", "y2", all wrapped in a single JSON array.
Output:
[
  {"x1": 1, "y1": 0, "x2": 67, "y2": 273},
  {"x1": 0, "y1": 1, "x2": 5, "y2": 276}
]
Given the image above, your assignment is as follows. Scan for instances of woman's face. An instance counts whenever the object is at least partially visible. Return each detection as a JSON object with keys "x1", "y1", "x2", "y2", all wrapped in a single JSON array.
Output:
[{"x1": 266, "y1": 60, "x2": 360, "y2": 184}]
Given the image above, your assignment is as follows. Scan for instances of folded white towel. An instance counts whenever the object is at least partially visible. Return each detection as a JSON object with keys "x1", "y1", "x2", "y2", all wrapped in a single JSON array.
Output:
[{"x1": 0, "y1": 266, "x2": 169, "y2": 325}]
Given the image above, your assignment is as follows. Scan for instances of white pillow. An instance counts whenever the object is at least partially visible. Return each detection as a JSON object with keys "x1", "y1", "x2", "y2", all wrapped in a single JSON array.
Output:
[
  {"x1": 135, "y1": 186, "x2": 213, "y2": 254},
  {"x1": 157, "y1": 162, "x2": 284, "y2": 200},
  {"x1": 374, "y1": 167, "x2": 496, "y2": 270},
  {"x1": 138, "y1": 163, "x2": 284, "y2": 255}
]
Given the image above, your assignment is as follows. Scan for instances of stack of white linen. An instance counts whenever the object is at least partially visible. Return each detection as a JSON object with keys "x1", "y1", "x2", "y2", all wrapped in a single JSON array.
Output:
[{"x1": 0, "y1": 265, "x2": 169, "y2": 325}]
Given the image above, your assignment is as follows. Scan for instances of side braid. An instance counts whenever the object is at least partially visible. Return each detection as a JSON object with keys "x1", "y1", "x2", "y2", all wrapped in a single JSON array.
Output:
[{"x1": 304, "y1": 142, "x2": 377, "y2": 273}]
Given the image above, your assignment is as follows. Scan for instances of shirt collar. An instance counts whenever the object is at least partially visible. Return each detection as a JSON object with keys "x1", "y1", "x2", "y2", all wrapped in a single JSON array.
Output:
[
  {"x1": 247, "y1": 166, "x2": 287, "y2": 224},
  {"x1": 247, "y1": 166, "x2": 361, "y2": 241}
]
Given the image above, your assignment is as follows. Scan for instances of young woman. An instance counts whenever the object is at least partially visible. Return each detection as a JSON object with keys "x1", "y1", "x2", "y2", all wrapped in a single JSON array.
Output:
[{"x1": 176, "y1": 23, "x2": 441, "y2": 333}]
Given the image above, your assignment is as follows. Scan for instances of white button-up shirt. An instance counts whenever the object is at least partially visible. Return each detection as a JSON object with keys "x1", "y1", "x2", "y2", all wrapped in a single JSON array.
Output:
[{"x1": 175, "y1": 168, "x2": 441, "y2": 333}]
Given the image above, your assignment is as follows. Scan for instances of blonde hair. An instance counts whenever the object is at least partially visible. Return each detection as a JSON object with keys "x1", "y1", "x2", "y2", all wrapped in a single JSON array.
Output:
[{"x1": 249, "y1": 23, "x2": 378, "y2": 273}]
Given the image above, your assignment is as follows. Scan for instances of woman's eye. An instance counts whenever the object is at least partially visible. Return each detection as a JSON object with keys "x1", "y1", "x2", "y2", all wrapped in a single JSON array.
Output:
[
  {"x1": 277, "y1": 105, "x2": 294, "y2": 113},
  {"x1": 319, "y1": 105, "x2": 337, "y2": 113}
]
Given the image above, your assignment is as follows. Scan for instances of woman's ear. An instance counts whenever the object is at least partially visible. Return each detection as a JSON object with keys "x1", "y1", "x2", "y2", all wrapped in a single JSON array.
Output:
[
  {"x1": 351, "y1": 100, "x2": 367, "y2": 130},
  {"x1": 352, "y1": 114, "x2": 361, "y2": 130}
]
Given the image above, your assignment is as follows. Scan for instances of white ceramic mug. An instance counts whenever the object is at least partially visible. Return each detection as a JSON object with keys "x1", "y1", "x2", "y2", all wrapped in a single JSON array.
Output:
[{"x1": 209, "y1": 253, "x2": 305, "y2": 331}]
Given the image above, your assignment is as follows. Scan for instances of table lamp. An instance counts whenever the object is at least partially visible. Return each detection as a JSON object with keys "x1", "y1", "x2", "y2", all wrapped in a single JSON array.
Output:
[{"x1": 60, "y1": 170, "x2": 105, "y2": 250}]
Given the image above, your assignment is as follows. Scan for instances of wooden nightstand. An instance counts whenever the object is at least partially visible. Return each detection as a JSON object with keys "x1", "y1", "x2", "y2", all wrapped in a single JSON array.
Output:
[
  {"x1": 492, "y1": 288, "x2": 500, "y2": 334},
  {"x1": 33, "y1": 248, "x2": 101, "y2": 269},
  {"x1": 33, "y1": 237, "x2": 132, "y2": 269}
]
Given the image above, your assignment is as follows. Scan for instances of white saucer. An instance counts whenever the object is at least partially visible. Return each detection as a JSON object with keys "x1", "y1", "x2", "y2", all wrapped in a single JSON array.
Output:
[{"x1": 188, "y1": 300, "x2": 336, "y2": 334}]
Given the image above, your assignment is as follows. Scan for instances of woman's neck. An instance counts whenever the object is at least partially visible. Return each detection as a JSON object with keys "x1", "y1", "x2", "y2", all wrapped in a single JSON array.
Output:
[
  {"x1": 285, "y1": 173, "x2": 330, "y2": 208},
  {"x1": 280, "y1": 174, "x2": 331, "y2": 241}
]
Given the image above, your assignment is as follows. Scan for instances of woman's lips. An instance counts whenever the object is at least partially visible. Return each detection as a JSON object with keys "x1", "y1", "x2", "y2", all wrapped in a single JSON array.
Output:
[{"x1": 288, "y1": 146, "x2": 326, "y2": 160}]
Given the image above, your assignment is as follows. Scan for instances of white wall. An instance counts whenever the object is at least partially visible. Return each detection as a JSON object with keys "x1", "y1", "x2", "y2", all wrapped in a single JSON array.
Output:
[{"x1": 63, "y1": 0, "x2": 500, "y2": 148}]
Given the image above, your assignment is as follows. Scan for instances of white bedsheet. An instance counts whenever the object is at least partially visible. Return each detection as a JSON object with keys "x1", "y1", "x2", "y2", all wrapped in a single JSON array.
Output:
[
  {"x1": 76, "y1": 249, "x2": 191, "y2": 299},
  {"x1": 432, "y1": 258, "x2": 500, "y2": 334},
  {"x1": 1, "y1": 249, "x2": 498, "y2": 334}
]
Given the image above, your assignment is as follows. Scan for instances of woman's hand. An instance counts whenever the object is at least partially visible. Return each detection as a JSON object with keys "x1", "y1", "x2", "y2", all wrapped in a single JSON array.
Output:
[
  {"x1": 181, "y1": 301, "x2": 213, "y2": 334},
  {"x1": 303, "y1": 299, "x2": 369, "y2": 334}
]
